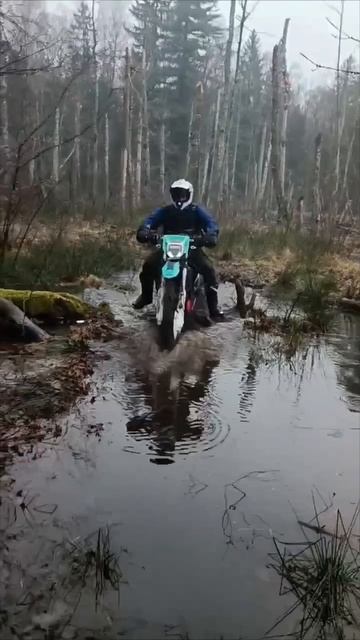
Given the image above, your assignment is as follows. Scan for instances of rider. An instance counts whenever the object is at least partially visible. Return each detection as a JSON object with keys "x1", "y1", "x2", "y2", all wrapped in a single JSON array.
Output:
[{"x1": 133, "y1": 179, "x2": 224, "y2": 321}]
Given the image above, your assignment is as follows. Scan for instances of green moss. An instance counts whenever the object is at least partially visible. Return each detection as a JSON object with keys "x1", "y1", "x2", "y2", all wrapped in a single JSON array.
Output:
[{"x1": 0, "y1": 289, "x2": 93, "y2": 319}]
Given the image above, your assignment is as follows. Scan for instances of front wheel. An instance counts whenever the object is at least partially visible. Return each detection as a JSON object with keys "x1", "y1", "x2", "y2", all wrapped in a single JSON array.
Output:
[{"x1": 158, "y1": 279, "x2": 182, "y2": 351}]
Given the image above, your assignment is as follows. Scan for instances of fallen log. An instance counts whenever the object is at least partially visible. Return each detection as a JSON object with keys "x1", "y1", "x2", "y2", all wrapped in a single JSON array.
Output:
[
  {"x1": 339, "y1": 297, "x2": 360, "y2": 313},
  {"x1": 0, "y1": 297, "x2": 49, "y2": 342},
  {"x1": 0, "y1": 289, "x2": 94, "y2": 321}
]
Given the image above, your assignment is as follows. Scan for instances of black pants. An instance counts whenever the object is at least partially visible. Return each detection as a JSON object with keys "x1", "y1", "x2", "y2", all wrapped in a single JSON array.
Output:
[{"x1": 140, "y1": 248, "x2": 217, "y2": 301}]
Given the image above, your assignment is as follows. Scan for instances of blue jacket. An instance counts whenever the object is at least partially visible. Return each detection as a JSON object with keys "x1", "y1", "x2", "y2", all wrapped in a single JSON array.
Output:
[{"x1": 137, "y1": 204, "x2": 219, "y2": 241}]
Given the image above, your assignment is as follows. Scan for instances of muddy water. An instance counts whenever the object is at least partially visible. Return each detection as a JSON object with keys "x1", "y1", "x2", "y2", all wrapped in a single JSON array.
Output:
[{"x1": 1, "y1": 280, "x2": 360, "y2": 640}]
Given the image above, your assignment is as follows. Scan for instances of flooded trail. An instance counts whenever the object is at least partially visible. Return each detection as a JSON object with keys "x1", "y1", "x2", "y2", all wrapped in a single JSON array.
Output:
[{"x1": 1, "y1": 278, "x2": 360, "y2": 640}]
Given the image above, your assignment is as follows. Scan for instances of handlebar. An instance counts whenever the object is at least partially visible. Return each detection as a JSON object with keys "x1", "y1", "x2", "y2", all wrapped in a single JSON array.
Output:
[{"x1": 148, "y1": 232, "x2": 203, "y2": 248}]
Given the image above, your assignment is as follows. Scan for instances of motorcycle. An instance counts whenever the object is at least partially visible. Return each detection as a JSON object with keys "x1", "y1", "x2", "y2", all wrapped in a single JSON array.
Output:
[{"x1": 154, "y1": 233, "x2": 205, "y2": 350}]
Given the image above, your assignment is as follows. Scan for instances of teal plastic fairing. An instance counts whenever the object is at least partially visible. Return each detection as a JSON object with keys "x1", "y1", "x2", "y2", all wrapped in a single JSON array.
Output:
[
  {"x1": 162, "y1": 260, "x2": 180, "y2": 278},
  {"x1": 161, "y1": 235, "x2": 190, "y2": 279}
]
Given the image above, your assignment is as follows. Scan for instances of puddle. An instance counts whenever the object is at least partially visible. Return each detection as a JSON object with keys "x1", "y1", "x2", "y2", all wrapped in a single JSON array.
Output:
[{"x1": 1, "y1": 278, "x2": 359, "y2": 639}]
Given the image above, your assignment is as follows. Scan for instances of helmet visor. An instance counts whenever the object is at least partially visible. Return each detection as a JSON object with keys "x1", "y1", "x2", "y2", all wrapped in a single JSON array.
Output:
[{"x1": 170, "y1": 187, "x2": 190, "y2": 207}]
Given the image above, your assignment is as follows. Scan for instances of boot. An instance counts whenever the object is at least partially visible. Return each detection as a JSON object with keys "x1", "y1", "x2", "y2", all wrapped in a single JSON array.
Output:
[
  {"x1": 206, "y1": 286, "x2": 225, "y2": 322},
  {"x1": 132, "y1": 278, "x2": 153, "y2": 309},
  {"x1": 132, "y1": 294, "x2": 152, "y2": 310}
]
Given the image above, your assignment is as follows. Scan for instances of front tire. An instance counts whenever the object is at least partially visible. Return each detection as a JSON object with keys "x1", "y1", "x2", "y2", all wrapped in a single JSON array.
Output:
[{"x1": 159, "y1": 280, "x2": 178, "y2": 350}]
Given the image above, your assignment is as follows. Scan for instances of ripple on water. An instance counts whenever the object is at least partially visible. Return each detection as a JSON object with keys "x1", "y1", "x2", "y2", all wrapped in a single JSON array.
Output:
[{"x1": 120, "y1": 332, "x2": 230, "y2": 464}]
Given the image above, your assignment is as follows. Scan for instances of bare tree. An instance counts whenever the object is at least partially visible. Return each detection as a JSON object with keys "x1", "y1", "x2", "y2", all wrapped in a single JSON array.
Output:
[
  {"x1": 271, "y1": 43, "x2": 287, "y2": 221},
  {"x1": 52, "y1": 106, "x2": 60, "y2": 182},
  {"x1": 91, "y1": 0, "x2": 99, "y2": 204},
  {"x1": 334, "y1": 0, "x2": 345, "y2": 195},
  {"x1": 215, "y1": 0, "x2": 236, "y2": 193},
  {"x1": 142, "y1": 47, "x2": 150, "y2": 198},
  {"x1": 159, "y1": 120, "x2": 165, "y2": 196},
  {"x1": 73, "y1": 99, "x2": 81, "y2": 200},
  {"x1": 121, "y1": 47, "x2": 130, "y2": 210},
  {"x1": 312, "y1": 132, "x2": 322, "y2": 225},
  {"x1": 218, "y1": 0, "x2": 248, "y2": 209},
  {"x1": 205, "y1": 87, "x2": 221, "y2": 203},
  {"x1": 187, "y1": 82, "x2": 204, "y2": 193},
  {"x1": 104, "y1": 112, "x2": 109, "y2": 204},
  {"x1": 0, "y1": 3, "x2": 10, "y2": 184},
  {"x1": 279, "y1": 19, "x2": 290, "y2": 194}
]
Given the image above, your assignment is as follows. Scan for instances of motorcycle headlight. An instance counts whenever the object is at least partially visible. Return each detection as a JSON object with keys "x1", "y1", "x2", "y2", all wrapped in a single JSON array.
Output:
[{"x1": 167, "y1": 243, "x2": 184, "y2": 259}]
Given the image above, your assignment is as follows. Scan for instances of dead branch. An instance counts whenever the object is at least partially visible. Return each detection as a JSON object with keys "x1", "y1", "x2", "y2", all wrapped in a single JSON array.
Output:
[
  {"x1": 326, "y1": 17, "x2": 360, "y2": 43},
  {"x1": 234, "y1": 279, "x2": 256, "y2": 318},
  {"x1": 0, "y1": 297, "x2": 49, "y2": 342},
  {"x1": 300, "y1": 52, "x2": 360, "y2": 75}
]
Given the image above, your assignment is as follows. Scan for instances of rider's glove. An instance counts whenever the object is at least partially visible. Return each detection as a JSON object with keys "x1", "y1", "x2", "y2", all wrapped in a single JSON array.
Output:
[
  {"x1": 136, "y1": 227, "x2": 150, "y2": 243},
  {"x1": 149, "y1": 233, "x2": 159, "y2": 246},
  {"x1": 202, "y1": 233, "x2": 217, "y2": 248},
  {"x1": 192, "y1": 235, "x2": 204, "y2": 248}
]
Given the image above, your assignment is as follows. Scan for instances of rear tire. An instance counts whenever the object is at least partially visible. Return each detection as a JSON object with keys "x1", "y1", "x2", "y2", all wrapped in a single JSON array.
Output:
[{"x1": 159, "y1": 280, "x2": 178, "y2": 350}]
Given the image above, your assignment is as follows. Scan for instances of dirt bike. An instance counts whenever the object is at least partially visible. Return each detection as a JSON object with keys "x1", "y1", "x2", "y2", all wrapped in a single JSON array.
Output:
[{"x1": 155, "y1": 233, "x2": 205, "y2": 350}]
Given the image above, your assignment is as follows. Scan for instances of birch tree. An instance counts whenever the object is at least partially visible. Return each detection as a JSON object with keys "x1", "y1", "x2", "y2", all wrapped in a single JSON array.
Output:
[
  {"x1": 312, "y1": 132, "x2": 322, "y2": 225},
  {"x1": 0, "y1": 3, "x2": 10, "y2": 184},
  {"x1": 121, "y1": 47, "x2": 130, "y2": 209},
  {"x1": 218, "y1": 0, "x2": 248, "y2": 209},
  {"x1": 91, "y1": 0, "x2": 99, "y2": 204}
]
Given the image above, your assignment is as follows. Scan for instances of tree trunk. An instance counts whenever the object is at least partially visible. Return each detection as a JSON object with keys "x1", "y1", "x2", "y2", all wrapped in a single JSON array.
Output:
[
  {"x1": 0, "y1": 8, "x2": 10, "y2": 185},
  {"x1": 257, "y1": 122, "x2": 267, "y2": 199},
  {"x1": 92, "y1": 62, "x2": 99, "y2": 204},
  {"x1": 271, "y1": 44, "x2": 287, "y2": 221},
  {"x1": 312, "y1": 132, "x2": 322, "y2": 225},
  {"x1": 206, "y1": 88, "x2": 221, "y2": 204},
  {"x1": 279, "y1": 19, "x2": 290, "y2": 193},
  {"x1": 342, "y1": 121, "x2": 356, "y2": 196},
  {"x1": 52, "y1": 106, "x2": 60, "y2": 183},
  {"x1": 257, "y1": 140, "x2": 271, "y2": 209},
  {"x1": 185, "y1": 102, "x2": 194, "y2": 177},
  {"x1": 216, "y1": 0, "x2": 236, "y2": 190},
  {"x1": 295, "y1": 196, "x2": 304, "y2": 229},
  {"x1": 218, "y1": 0, "x2": 248, "y2": 207},
  {"x1": 74, "y1": 99, "x2": 81, "y2": 198},
  {"x1": 128, "y1": 65, "x2": 134, "y2": 210},
  {"x1": 121, "y1": 47, "x2": 130, "y2": 210},
  {"x1": 334, "y1": 0, "x2": 345, "y2": 195},
  {"x1": 91, "y1": 0, "x2": 98, "y2": 204},
  {"x1": 142, "y1": 47, "x2": 151, "y2": 198},
  {"x1": 187, "y1": 82, "x2": 203, "y2": 193},
  {"x1": 201, "y1": 107, "x2": 212, "y2": 202},
  {"x1": 135, "y1": 93, "x2": 143, "y2": 205},
  {"x1": 0, "y1": 298, "x2": 49, "y2": 343},
  {"x1": 159, "y1": 120, "x2": 165, "y2": 196},
  {"x1": 230, "y1": 87, "x2": 242, "y2": 199},
  {"x1": 104, "y1": 112, "x2": 109, "y2": 205}
]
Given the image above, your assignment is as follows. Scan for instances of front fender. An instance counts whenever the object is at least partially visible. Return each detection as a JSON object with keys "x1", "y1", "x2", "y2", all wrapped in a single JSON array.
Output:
[{"x1": 162, "y1": 260, "x2": 180, "y2": 279}]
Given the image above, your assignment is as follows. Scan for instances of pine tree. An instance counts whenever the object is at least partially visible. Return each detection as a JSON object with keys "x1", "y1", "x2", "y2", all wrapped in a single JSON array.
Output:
[
  {"x1": 68, "y1": 1, "x2": 92, "y2": 71},
  {"x1": 162, "y1": 0, "x2": 221, "y2": 175}
]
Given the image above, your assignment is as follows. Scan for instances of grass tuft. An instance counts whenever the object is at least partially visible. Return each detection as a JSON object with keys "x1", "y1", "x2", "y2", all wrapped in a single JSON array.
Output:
[
  {"x1": 67, "y1": 526, "x2": 123, "y2": 609},
  {"x1": 269, "y1": 504, "x2": 360, "y2": 639},
  {"x1": 0, "y1": 235, "x2": 136, "y2": 290}
]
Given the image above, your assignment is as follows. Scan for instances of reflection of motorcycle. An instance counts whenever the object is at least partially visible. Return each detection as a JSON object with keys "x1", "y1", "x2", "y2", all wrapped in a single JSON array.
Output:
[
  {"x1": 155, "y1": 233, "x2": 205, "y2": 351},
  {"x1": 126, "y1": 361, "x2": 217, "y2": 465}
]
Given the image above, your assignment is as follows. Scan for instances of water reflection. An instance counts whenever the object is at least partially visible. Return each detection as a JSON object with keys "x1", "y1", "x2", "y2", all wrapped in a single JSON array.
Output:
[
  {"x1": 331, "y1": 314, "x2": 360, "y2": 412},
  {"x1": 238, "y1": 349, "x2": 258, "y2": 422},
  {"x1": 126, "y1": 360, "x2": 223, "y2": 464}
]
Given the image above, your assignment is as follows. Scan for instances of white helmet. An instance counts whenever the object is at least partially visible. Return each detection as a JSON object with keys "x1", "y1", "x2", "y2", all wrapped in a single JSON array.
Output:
[{"x1": 170, "y1": 179, "x2": 193, "y2": 210}]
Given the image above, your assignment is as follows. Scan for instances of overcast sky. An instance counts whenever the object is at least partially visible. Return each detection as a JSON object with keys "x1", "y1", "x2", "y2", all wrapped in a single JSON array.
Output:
[
  {"x1": 221, "y1": 0, "x2": 360, "y2": 86},
  {"x1": 50, "y1": 0, "x2": 360, "y2": 86}
]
